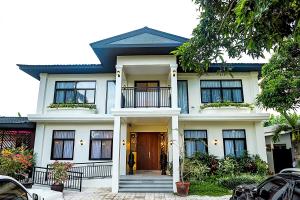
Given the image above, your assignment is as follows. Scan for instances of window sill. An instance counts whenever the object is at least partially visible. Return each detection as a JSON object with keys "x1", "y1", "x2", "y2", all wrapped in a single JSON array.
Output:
[
  {"x1": 47, "y1": 107, "x2": 97, "y2": 114},
  {"x1": 199, "y1": 106, "x2": 253, "y2": 114}
]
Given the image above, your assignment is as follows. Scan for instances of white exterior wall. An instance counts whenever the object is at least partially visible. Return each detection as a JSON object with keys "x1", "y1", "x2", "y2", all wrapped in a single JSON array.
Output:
[
  {"x1": 179, "y1": 121, "x2": 266, "y2": 160},
  {"x1": 34, "y1": 123, "x2": 113, "y2": 167}
]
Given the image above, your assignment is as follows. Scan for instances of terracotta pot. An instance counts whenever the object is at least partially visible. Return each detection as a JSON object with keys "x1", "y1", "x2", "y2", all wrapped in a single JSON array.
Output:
[
  {"x1": 176, "y1": 181, "x2": 190, "y2": 196},
  {"x1": 51, "y1": 183, "x2": 64, "y2": 192}
]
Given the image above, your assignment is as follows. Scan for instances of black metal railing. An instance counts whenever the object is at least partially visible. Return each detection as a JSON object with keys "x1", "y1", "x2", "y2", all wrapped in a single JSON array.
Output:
[
  {"x1": 121, "y1": 87, "x2": 171, "y2": 108},
  {"x1": 68, "y1": 162, "x2": 112, "y2": 178},
  {"x1": 32, "y1": 167, "x2": 83, "y2": 191}
]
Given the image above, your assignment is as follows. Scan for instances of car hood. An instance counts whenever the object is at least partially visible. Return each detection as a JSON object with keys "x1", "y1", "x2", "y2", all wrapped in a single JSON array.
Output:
[{"x1": 27, "y1": 188, "x2": 64, "y2": 200}]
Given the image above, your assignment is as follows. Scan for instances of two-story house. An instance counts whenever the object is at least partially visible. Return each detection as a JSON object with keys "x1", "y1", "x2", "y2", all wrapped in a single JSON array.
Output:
[{"x1": 18, "y1": 27, "x2": 269, "y2": 193}]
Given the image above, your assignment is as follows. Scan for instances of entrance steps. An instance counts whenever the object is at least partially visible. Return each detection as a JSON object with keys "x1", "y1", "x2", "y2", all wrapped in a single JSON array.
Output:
[{"x1": 119, "y1": 176, "x2": 173, "y2": 193}]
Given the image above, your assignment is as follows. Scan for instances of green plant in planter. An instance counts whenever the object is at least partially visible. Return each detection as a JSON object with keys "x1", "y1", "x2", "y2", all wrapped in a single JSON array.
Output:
[
  {"x1": 200, "y1": 102, "x2": 254, "y2": 110},
  {"x1": 49, "y1": 161, "x2": 73, "y2": 186},
  {"x1": 48, "y1": 103, "x2": 96, "y2": 110}
]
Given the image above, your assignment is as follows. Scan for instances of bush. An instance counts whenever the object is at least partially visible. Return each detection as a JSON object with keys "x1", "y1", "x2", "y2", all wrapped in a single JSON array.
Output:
[
  {"x1": 218, "y1": 157, "x2": 237, "y2": 176},
  {"x1": 193, "y1": 152, "x2": 219, "y2": 175},
  {"x1": 48, "y1": 161, "x2": 73, "y2": 185},
  {"x1": 253, "y1": 155, "x2": 269, "y2": 175},
  {"x1": 183, "y1": 158, "x2": 209, "y2": 181},
  {"x1": 218, "y1": 174, "x2": 265, "y2": 189}
]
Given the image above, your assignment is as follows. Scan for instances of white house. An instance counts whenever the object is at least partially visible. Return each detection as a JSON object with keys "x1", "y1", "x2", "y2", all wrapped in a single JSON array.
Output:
[{"x1": 18, "y1": 27, "x2": 269, "y2": 193}]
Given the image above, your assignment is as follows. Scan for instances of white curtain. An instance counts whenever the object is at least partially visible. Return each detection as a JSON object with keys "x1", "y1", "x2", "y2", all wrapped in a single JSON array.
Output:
[
  {"x1": 224, "y1": 140, "x2": 235, "y2": 156},
  {"x1": 106, "y1": 81, "x2": 116, "y2": 114},
  {"x1": 178, "y1": 81, "x2": 189, "y2": 113}
]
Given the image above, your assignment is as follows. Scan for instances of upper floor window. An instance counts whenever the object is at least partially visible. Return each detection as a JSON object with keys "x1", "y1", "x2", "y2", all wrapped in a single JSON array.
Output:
[
  {"x1": 54, "y1": 81, "x2": 96, "y2": 104},
  {"x1": 178, "y1": 80, "x2": 189, "y2": 114},
  {"x1": 184, "y1": 130, "x2": 208, "y2": 157},
  {"x1": 106, "y1": 81, "x2": 116, "y2": 114},
  {"x1": 201, "y1": 80, "x2": 243, "y2": 103}
]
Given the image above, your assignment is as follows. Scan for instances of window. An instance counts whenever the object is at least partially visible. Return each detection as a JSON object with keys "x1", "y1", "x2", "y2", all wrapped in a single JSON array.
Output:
[
  {"x1": 178, "y1": 80, "x2": 189, "y2": 114},
  {"x1": 106, "y1": 81, "x2": 116, "y2": 114},
  {"x1": 184, "y1": 130, "x2": 208, "y2": 157},
  {"x1": 201, "y1": 80, "x2": 243, "y2": 103},
  {"x1": 89, "y1": 130, "x2": 113, "y2": 160},
  {"x1": 0, "y1": 179, "x2": 28, "y2": 200},
  {"x1": 51, "y1": 131, "x2": 75, "y2": 160},
  {"x1": 223, "y1": 130, "x2": 246, "y2": 157},
  {"x1": 54, "y1": 81, "x2": 96, "y2": 104}
]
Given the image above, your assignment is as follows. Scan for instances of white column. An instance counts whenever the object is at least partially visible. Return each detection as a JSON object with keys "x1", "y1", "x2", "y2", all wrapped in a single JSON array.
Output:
[
  {"x1": 120, "y1": 123, "x2": 127, "y2": 175},
  {"x1": 172, "y1": 115, "x2": 180, "y2": 192},
  {"x1": 34, "y1": 124, "x2": 45, "y2": 166},
  {"x1": 112, "y1": 116, "x2": 121, "y2": 193},
  {"x1": 170, "y1": 64, "x2": 178, "y2": 109},
  {"x1": 36, "y1": 73, "x2": 48, "y2": 114},
  {"x1": 114, "y1": 65, "x2": 123, "y2": 109},
  {"x1": 255, "y1": 121, "x2": 268, "y2": 161}
]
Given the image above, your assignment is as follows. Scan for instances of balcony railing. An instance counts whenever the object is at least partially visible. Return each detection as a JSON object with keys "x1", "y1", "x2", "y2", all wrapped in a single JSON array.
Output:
[{"x1": 121, "y1": 87, "x2": 171, "y2": 108}]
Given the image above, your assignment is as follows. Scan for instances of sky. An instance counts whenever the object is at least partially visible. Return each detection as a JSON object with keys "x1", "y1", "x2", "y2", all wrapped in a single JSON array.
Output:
[{"x1": 0, "y1": 0, "x2": 267, "y2": 117}]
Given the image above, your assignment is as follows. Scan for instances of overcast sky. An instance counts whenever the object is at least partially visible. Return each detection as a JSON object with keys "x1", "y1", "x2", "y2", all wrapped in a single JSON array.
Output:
[{"x1": 0, "y1": 0, "x2": 267, "y2": 117}]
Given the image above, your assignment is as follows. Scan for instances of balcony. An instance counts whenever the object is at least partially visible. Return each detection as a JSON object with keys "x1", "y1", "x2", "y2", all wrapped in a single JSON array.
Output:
[{"x1": 121, "y1": 87, "x2": 171, "y2": 108}]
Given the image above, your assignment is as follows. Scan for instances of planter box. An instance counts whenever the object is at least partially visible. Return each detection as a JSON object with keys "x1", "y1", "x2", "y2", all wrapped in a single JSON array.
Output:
[
  {"x1": 200, "y1": 106, "x2": 253, "y2": 114},
  {"x1": 47, "y1": 107, "x2": 97, "y2": 114}
]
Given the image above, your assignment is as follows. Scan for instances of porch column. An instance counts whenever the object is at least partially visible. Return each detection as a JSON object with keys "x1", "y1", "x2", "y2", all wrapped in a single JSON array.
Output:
[
  {"x1": 112, "y1": 116, "x2": 121, "y2": 193},
  {"x1": 115, "y1": 65, "x2": 123, "y2": 109},
  {"x1": 170, "y1": 64, "x2": 178, "y2": 109},
  {"x1": 255, "y1": 121, "x2": 268, "y2": 161},
  {"x1": 120, "y1": 123, "x2": 127, "y2": 175},
  {"x1": 34, "y1": 124, "x2": 45, "y2": 166},
  {"x1": 172, "y1": 115, "x2": 180, "y2": 192}
]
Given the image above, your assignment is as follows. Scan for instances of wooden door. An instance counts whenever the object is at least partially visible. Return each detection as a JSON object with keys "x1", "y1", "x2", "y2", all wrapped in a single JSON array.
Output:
[{"x1": 137, "y1": 132, "x2": 160, "y2": 170}]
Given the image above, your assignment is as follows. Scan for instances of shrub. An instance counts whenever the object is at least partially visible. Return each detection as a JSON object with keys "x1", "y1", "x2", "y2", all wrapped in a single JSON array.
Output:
[
  {"x1": 183, "y1": 158, "x2": 209, "y2": 181},
  {"x1": 218, "y1": 174, "x2": 265, "y2": 189},
  {"x1": 194, "y1": 152, "x2": 219, "y2": 175},
  {"x1": 218, "y1": 157, "x2": 237, "y2": 176},
  {"x1": 0, "y1": 147, "x2": 35, "y2": 178},
  {"x1": 253, "y1": 155, "x2": 269, "y2": 175}
]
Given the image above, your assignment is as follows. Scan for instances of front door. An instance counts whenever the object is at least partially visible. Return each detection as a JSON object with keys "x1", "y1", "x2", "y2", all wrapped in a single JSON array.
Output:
[{"x1": 137, "y1": 132, "x2": 160, "y2": 170}]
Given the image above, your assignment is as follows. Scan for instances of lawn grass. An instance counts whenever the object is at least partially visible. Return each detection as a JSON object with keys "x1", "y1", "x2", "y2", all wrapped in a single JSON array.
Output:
[{"x1": 189, "y1": 181, "x2": 232, "y2": 196}]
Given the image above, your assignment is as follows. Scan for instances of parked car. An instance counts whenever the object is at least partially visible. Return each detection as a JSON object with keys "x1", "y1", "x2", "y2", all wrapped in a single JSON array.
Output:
[
  {"x1": 0, "y1": 175, "x2": 64, "y2": 200},
  {"x1": 230, "y1": 168, "x2": 300, "y2": 200}
]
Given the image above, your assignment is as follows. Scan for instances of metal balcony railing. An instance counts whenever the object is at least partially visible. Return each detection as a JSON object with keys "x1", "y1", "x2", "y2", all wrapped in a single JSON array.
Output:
[{"x1": 121, "y1": 87, "x2": 171, "y2": 108}]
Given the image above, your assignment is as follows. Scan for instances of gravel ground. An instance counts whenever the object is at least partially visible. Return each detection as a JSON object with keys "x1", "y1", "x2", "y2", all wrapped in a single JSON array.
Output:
[{"x1": 63, "y1": 188, "x2": 231, "y2": 200}]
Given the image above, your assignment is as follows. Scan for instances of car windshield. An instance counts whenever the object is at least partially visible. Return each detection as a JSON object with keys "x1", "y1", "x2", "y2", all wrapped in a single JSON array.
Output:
[{"x1": 0, "y1": 179, "x2": 28, "y2": 200}]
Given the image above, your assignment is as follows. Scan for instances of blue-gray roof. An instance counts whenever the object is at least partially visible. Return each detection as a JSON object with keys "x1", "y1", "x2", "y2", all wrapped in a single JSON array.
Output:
[
  {"x1": 0, "y1": 117, "x2": 35, "y2": 129},
  {"x1": 18, "y1": 27, "x2": 263, "y2": 80}
]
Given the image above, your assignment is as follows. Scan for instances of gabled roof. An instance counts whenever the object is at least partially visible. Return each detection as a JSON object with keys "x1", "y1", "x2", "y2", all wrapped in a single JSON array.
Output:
[{"x1": 90, "y1": 27, "x2": 188, "y2": 68}]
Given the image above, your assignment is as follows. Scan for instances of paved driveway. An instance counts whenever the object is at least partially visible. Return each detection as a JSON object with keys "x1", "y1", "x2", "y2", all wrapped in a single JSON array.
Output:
[{"x1": 63, "y1": 188, "x2": 231, "y2": 200}]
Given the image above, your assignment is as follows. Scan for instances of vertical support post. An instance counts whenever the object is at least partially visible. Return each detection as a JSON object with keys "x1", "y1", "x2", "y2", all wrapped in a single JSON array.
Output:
[
  {"x1": 115, "y1": 65, "x2": 123, "y2": 109},
  {"x1": 170, "y1": 64, "x2": 178, "y2": 109},
  {"x1": 34, "y1": 124, "x2": 45, "y2": 167},
  {"x1": 36, "y1": 73, "x2": 48, "y2": 114},
  {"x1": 112, "y1": 116, "x2": 121, "y2": 193},
  {"x1": 255, "y1": 121, "x2": 268, "y2": 161},
  {"x1": 120, "y1": 123, "x2": 127, "y2": 175},
  {"x1": 172, "y1": 115, "x2": 180, "y2": 192}
]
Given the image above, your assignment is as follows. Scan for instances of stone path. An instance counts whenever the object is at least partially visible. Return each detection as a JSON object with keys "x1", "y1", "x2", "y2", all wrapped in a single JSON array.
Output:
[{"x1": 63, "y1": 188, "x2": 231, "y2": 200}]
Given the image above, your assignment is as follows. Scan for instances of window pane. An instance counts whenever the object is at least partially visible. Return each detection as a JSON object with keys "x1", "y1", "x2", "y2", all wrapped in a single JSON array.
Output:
[
  {"x1": 201, "y1": 81, "x2": 220, "y2": 88},
  {"x1": 91, "y1": 140, "x2": 101, "y2": 159},
  {"x1": 0, "y1": 180, "x2": 28, "y2": 200},
  {"x1": 223, "y1": 130, "x2": 245, "y2": 138},
  {"x1": 106, "y1": 81, "x2": 116, "y2": 114},
  {"x1": 76, "y1": 90, "x2": 85, "y2": 103},
  {"x1": 85, "y1": 90, "x2": 95, "y2": 103},
  {"x1": 222, "y1": 89, "x2": 232, "y2": 102},
  {"x1": 178, "y1": 81, "x2": 189, "y2": 114},
  {"x1": 211, "y1": 89, "x2": 221, "y2": 102},
  {"x1": 201, "y1": 89, "x2": 211, "y2": 103},
  {"x1": 91, "y1": 131, "x2": 113, "y2": 139},
  {"x1": 224, "y1": 140, "x2": 235, "y2": 156},
  {"x1": 221, "y1": 81, "x2": 241, "y2": 88},
  {"x1": 184, "y1": 130, "x2": 207, "y2": 139},
  {"x1": 65, "y1": 90, "x2": 75, "y2": 103},
  {"x1": 56, "y1": 82, "x2": 75, "y2": 89},
  {"x1": 76, "y1": 81, "x2": 96, "y2": 89},
  {"x1": 196, "y1": 140, "x2": 207, "y2": 154},
  {"x1": 232, "y1": 89, "x2": 243, "y2": 102},
  {"x1": 55, "y1": 91, "x2": 65, "y2": 103},
  {"x1": 185, "y1": 140, "x2": 195, "y2": 157},
  {"x1": 53, "y1": 140, "x2": 63, "y2": 159},
  {"x1": 235, "y1": 140, "x2": 245, "y2": 157},
  {"x1": 101, "y1": 140, "x2": 112, "y2": 159},
  {"x1": 63, "y1": 141, "x2": 73, "y2": 159},
  {"x1": 54, "y1": 131, "x2": 75, "y2": 139}
]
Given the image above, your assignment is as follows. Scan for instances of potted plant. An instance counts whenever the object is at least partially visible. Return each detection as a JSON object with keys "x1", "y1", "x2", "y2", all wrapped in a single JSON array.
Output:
[{"x1": 49, "y1": 161, "x2": 73, "y2": 192}]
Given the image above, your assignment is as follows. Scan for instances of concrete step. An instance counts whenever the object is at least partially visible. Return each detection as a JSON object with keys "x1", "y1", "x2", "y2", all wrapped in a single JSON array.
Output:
[
  {"x1": 118, "y1": 188, "x2": 173, "y2": 193},
  {"x1": 119, "y1": 180, "x2": 172, "y2": 184},
  {"x1": 119, "y1": 184, "x2": 173, "y2": 188}
]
